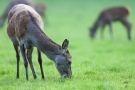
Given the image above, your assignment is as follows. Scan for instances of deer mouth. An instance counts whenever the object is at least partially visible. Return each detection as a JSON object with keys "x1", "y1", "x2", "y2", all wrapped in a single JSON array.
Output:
[
  {"x1": 61, "y1": 73, "x2": 72, "y2": 78},
  {"x1": 61, "y1": 68, "x2": 72, "y2": 78},
  {"x1": 56, "y1": 63, "x2": 72, "y2": 78}
]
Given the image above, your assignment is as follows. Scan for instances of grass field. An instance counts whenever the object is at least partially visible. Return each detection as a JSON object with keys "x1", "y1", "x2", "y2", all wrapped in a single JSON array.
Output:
[{"x1": 0, "y1": 0, "x2": 135, "y2": 89}]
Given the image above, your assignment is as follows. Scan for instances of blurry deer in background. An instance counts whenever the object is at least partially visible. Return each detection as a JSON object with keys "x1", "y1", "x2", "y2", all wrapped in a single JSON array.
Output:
[
  {"x1": 34, "y1": 3, "x2": 46, "y2": 16},
  {"x1": 0, "y1": 0, "x2": 33, "y2": 27},
  {"x1": 0, "y1": 0, "x2": 46, "y2": 28},
  {"x1": 7, "y1": 4, "x2": 72, "y2": 80},
  {"x1": 34, "y1": 3, "x2": 47, "y2": 25},
  {"x1": 89, "y1": 6, "x2": 131, "y2": 40}
]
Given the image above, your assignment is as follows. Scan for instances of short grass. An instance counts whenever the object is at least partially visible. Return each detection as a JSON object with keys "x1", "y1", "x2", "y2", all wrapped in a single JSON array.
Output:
[{"x1": 0, "y1": 0, "x2": 135, "y2": 90}]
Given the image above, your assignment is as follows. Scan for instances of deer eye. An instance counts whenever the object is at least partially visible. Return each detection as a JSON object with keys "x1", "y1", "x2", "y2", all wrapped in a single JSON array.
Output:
[
  {"x1": 68, "y1": 61, "x2": 71, "y2": 65},
  {"x1": 63, "y1": 53, "x2": 67, "y2": 56}
]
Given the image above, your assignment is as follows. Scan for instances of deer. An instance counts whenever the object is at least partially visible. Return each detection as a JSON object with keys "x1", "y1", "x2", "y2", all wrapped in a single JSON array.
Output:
[
  {"x1": 0, "y1": 0, "x2": 46, "y2": 28},
  {"x1": 7, "y1": 4, "x2": 72, "y2": 80},
  {"x1": 0, "y1": 0, "x2": 33, "y2": 28},
  {"x1": 89, "y1": 6, "x2": 132, "y2": 40},
  {"x1": 34, "y1": 3, "x2": 46, "y2": 16}
]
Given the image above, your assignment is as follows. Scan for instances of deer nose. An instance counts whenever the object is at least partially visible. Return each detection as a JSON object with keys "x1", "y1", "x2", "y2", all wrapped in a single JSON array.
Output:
[
  {"x1": 62, "y1": 73, "x2": 72, "y2": 78},
  {"x1": 62, "y1": 75, "x2": 66, "y2": 78},
  {"x1": 62, "y1": 74, "x2": 68, "y2": 78}
]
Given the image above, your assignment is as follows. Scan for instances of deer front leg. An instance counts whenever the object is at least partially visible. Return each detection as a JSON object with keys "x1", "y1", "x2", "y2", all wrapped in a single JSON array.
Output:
[
  {"x1": 108, "y1": 22, "x2": 113, "y2": 39},
  {"x1": 37, "y1": 49, "x2": 45, "y2": 79},
  {"x1": 0, "y1": 18, "x2": 5, "y2": 28},
  {"x1": 13, "y1": 44, "x2": 20, "y2": 79},
  {"x1": 20, "y1": 44, "x2": 28, "y2": 80},
  {"x1": 100, "y1": 24, "x2": 106, "y2": 39},
  {"x1": 0, "y1": 3, "x2": 12, "y2": 28},
  {"x1": 27, "y1": 48, "x2": 37, "y2": 79}
]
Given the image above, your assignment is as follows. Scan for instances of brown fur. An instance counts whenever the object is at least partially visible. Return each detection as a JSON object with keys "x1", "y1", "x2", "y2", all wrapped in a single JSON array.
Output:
[
  {"x1": 98, "y1": 6, "x2": 130, "y2": 21},
  {"x1": 34, "y1": 3, "x2": 46, "y2": 16},
  {"x1": 7, "y1": 4, "x2": 44, "y2": 40}
]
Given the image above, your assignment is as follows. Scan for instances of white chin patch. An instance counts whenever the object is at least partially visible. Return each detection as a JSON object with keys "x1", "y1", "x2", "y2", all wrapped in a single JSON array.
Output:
[{"x1": 61, "y1": 74, "x2": 67, "y2": 78}]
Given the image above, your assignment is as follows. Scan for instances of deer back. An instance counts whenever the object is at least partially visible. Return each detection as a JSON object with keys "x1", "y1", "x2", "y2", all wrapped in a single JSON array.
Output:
[
  {"x1": 99, "y1": 6, "x2": 130, "y2": 21},
  {"x1": 7, "y1": 4, "x2": 44, "y2": 40}
]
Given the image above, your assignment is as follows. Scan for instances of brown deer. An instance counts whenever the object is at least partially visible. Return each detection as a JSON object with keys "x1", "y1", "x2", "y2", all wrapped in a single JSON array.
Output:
[
  {"x1": 89, "y1": 6, "x2": 131, "y2": 40},
  {"x1": 34, "y1": 3, "x2": 46, "y2": 16},
  {"x1": 7, "y1": 4, "x2": 72, "y2": 80},
  {"x1": 0, "y1": 0, "x2": 33, "y2": 27},
  {"x1": 0, "y1": 0, "x2": 46, "y2": 28}
]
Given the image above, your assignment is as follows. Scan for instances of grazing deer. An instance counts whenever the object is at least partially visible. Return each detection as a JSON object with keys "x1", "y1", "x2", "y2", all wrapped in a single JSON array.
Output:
[
  {"x1": 7, "y1": 4, "x2": 72, "y2": 80},
  {"x1": 89, "y1": 6, "x2": 131, "y2": 40},
  {"x1": 34, "y1": 3, "x2": 47, "y2": 25},
  {"x1": 34, "y1": 3, "x2": 46, "y2": 16},
  {"x1": 0, "y1": 0, "x2": 46, "y2": 28},
  {"x1": 0, "y1": 0, "x2": 33, "y2": 27}
]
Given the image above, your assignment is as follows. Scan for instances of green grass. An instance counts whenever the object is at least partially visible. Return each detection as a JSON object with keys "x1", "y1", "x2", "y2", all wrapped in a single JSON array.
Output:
[{"x1": 0, "y1": 0, "x2": 135, "y2": 89}]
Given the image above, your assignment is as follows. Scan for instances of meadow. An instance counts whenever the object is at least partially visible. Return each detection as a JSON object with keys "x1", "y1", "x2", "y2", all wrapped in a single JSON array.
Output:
[{"x1": 0, "y1": 0, "x2": 135, "y2": 89}]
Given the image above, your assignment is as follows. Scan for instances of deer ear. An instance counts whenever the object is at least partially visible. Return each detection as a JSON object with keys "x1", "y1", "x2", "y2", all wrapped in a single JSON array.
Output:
[{"x1": 62, "y1": 39, "x2": 69, "y2": 50}]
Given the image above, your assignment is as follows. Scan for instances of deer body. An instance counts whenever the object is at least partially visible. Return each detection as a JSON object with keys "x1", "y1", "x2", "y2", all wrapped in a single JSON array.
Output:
[
  {"x1": 90, "y1": 6, "x2": 131, "y2": 40},
  {"x1": 7, "y1": 4, "x2": 72, "y2": 80}
]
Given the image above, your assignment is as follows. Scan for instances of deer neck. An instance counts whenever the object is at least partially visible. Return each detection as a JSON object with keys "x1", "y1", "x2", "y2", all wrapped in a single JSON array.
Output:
[
  {"x1": 27, "y1": 18, "x2": 62, "y2": 61},
  {"x1": 92, "y1": 19, "x2": 101, "y2": 32},
  {"x1": 34, "y1": 33, "x2": 62, "y2": 61}
]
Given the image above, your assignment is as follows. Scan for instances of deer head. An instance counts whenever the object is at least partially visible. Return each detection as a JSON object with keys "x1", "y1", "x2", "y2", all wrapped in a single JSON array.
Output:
[
  {"x1": 90, "y1": 27, "x2": 96, "y2": 38},
  {"x1": 55, "y1": 39, "x2": 72, "y2": 78}
]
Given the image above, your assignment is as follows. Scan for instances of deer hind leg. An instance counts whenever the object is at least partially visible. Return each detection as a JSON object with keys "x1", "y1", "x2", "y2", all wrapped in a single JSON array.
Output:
[
  {"x1": 121, "y1": 18, "x2": 131, "y2": 40},
  {"x1": 108, "y1": 22, "x2": 113, "y2": 39},
  {"x1": 20, "y1": 44, "x2": 28, "y2": 80},
  {"x1": 27, "y1": 48, "x2": 37, "y2": 79},
  {"x1": 37, "y1": 49, "x2": 45, "y2": 79},
  {"x1": 13, "y1": 44, "x2": 20, "y2": 79}
]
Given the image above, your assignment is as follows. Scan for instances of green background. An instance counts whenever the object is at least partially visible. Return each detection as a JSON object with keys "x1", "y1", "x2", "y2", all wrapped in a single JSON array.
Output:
[{"x1": 0, "y1": 0, "x2": 135, "y2": 89}]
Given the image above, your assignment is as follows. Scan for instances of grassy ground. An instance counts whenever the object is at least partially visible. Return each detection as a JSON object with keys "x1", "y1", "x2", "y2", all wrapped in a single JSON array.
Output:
[{"x1": 0, "y1": 0, "x2": 135, "y2": 90}]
